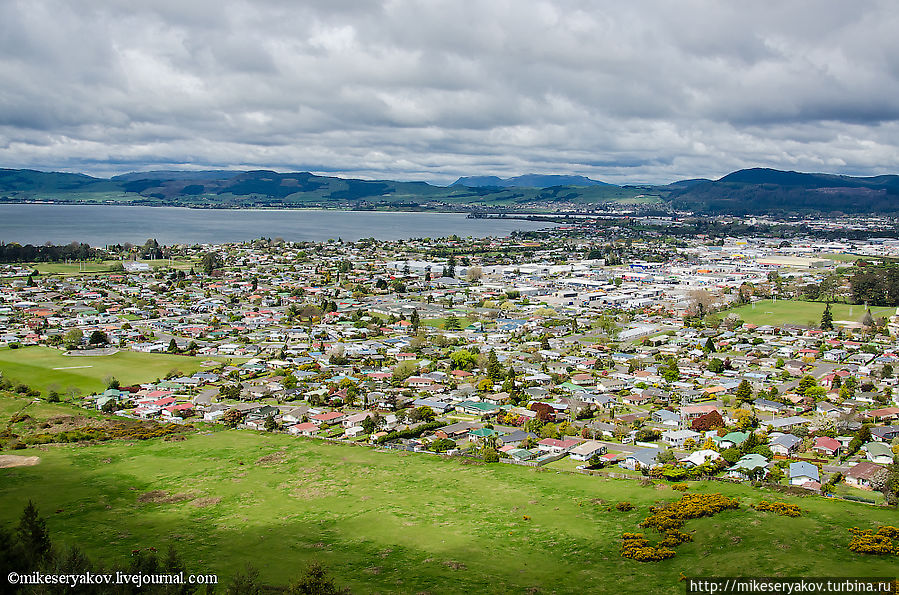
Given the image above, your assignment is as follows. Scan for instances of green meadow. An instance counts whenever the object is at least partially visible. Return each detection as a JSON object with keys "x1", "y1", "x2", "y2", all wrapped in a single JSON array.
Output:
[
  {"x1": 722, "y1": 300, "x2": 896, "y2": 328},
  {"x1": 0, "y1": 346, "x2": 223, "y2": 395},
  {"x1": 1, "y1": 396, "x2": 896, "y2": 594}
]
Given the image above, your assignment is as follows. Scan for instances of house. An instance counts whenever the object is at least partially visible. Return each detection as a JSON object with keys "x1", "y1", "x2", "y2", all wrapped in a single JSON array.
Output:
[
  {"x1": 619, "y1": 448, "x2": 660, "y2": 471},
  {"x1": 863, "y1": 442, "x2": 895, "y2": 465},
  {"x1": 681, "y1": 449, "x2": 721, "y2": 468},
  {"x1": 753, "y1": 398, "x2": 787, "y2": 413},
  {"x1": 436, "y1": 421, "x2": 478, "y2": 440},
  {"x1": 652, "y1": 410, "x2": 681, "y2": 427},
  {"x1": 845, "y1": 461, "x2": 887, "y2": 489},
  {"x1": 811, "y1": 436, "x2": 841, "y2": 457},
  {"x1": 761, "y1": 416, "x2": 811, "y2": 432},
  {"x1": 661, "y1": 429, "x2": 701, "y2": 448},
  {"x1": 679, "y1": 404, "x2": 719, "y2": 420},
  {"x1": 726, "y1": 454, "x2": 768, "y2": 480},
  {"x1": 569, "y1": 441, "x2": 607, "y2": 461},
  {"x1": 342, "y1": 412, "x2": 374, "y2": 428},
  {"x1": 537, "y1": 438, "x2": 580, "y2": 455},
  {"x1": 715, "y1": 431, "x2": 749, "y2": 449},
  {"x1": 870, "y1": 426, "x2": 899, "y2": 442},
  {"x1": 309, "y1": 411, "x2": 346, "y2": 426},
  {"x1": 456, "y1": 401, "x2": 501, "y2": 416},
  {"x1": 288, "y1": 422, "x2": 320, "y2": 437},
  {"x1": 769, "y1": 433, "x2": 802, "y2": 456},
  {"x1": 498, "y1": 430, "x2": 538, "y2": 447},
  {"x1": 788, "y1": 461, "x2": 820, "y2": 486}
]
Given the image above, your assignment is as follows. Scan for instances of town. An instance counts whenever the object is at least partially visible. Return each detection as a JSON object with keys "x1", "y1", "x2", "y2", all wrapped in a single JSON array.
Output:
[{"x1": 2, "y1": 222, "x2": 899, "y2": 506}]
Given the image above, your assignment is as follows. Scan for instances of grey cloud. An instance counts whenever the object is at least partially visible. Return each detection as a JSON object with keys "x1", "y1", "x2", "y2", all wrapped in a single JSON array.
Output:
[{"x1": 0, "y1": 0, "x2": 897, "y2": 184}]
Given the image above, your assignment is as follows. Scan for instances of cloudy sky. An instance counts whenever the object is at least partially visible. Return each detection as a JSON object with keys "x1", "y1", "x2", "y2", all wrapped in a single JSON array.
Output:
[{"x1": 1, "y1": 0, "x2": 897, "y2": 185}]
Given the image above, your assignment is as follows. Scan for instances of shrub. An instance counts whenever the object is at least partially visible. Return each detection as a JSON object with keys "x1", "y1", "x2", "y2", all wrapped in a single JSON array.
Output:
[
  {"x1": 620, "y1": 533, "x2": 676, "y2": 562},
  {"x1": 752, "y1": 501, "x2": 802, "y2": 517},
  {"x1": 620, "y1": 493, "x2": 740, "y2": 562},
  {"x1": 615, "y1": 501, "x2": 634, "y2": 512},
  {"x1": 671, "y1": 483, "x2": 689, "y2": 491},
  {"x1": 848, "y1": 526, "x2": 899, "y2": 556}
]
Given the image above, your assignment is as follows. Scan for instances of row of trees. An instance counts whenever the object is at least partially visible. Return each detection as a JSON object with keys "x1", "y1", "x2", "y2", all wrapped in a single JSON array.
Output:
[{"x1": 0, "y1": 241, "x2": 101, "y2": 263}]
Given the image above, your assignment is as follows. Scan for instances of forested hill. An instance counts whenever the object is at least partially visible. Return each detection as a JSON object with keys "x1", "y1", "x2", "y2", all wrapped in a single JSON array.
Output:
[
  {"x1": 2, "y1": 166, "x2": 899, "y2": 214},
  {"x1": 668, "y1": 168, "x2": 899, "y2": 214}
]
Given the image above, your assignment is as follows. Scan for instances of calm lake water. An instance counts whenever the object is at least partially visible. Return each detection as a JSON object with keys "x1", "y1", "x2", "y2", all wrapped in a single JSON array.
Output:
[{"x1": 0, "y1": 204, "x2": 553, "y2": 245}]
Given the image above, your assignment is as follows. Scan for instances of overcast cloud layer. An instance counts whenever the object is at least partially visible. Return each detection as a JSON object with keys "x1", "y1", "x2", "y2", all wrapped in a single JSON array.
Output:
[{"x1": 1, "y1": 0, "x2": 898, "y2": 184}]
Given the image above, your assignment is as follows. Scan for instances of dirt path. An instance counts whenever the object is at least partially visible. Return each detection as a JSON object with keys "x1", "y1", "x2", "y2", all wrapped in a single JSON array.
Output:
[{"x1": 0, "y1": 455, "x2": 41, "y2": 468}]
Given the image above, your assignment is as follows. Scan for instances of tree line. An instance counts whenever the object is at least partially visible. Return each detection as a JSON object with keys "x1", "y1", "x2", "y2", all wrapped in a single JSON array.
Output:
[
  {"x1": 0, "y1": 242, "x2": 101, "y2": 263},
  {"x1": 850, "y1": 264, "x2": 899, "y2": 306}
]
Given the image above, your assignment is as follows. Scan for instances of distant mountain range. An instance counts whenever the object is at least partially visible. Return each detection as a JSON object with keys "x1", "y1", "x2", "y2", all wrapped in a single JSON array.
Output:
[
  {"x1": 1, "y1": 166, "x2": 898, "y2": 214},
  {"x1": 452, "y1": 174, "x2": 613, "y2": 188}
]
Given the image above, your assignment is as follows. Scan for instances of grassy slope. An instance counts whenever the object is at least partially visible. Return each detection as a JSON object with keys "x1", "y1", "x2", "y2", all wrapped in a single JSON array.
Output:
[
  {"x1": 722, "y1": 300, "x2": 896, "y2": 328},
  {"x1": 0, "y1": 396, "x2": 896, "y2": 594},
  {"x1": 0, "y1": 346, "x2": 218, "y2": 394}
]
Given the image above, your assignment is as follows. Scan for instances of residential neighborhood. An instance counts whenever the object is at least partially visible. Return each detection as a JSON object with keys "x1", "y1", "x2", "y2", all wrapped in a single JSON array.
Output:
[{"x1": 2, "y1": 230, "x2": 899, "y2": 505}]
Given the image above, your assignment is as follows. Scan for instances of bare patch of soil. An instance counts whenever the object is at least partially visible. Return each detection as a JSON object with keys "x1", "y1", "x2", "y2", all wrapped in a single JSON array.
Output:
[{"x1": 0, "y1": 455, "x2": 41, "y2": 468}]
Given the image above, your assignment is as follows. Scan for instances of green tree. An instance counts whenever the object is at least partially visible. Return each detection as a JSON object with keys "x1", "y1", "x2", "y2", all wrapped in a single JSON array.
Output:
[
  {"x1": 735, "y1": 379, "x2": 753, "y2": 404},
  {"x1": 17, "y1": 500, "x2": 52, "y2": 566},
  {"x1": 820, "y1": 302, "x2": 834, "y2": 331},
  {"x1": 167, "y1": 338, "x2": 179, "y2": 353},
  {"x1": 64, "y1": 328, "x2": 83, "y2": 349},
  {"x1": 227, "y1": 563, "x2": 262, "y2": 595},
  {"x1": 449, "y1": 349, "x2": 477, "y2": 371},
  {"x1": 444, "y1": 313, "x2": 461, "y2": 330},
  {"x1": 287, "y1": 561, "x2": 350, "y2": 594},
  {"x1": 88, "y1": 330, "x2": 108, "y2": 345},
  {"x1": 410, "y1": 309, "x2": 420, "y2": 332},
  {"x1": 486, "y1": 349, "x2": 503, "y2": 381},
  {"x1": 201, "y1": 251, "x2": 223, "y2": 275}
]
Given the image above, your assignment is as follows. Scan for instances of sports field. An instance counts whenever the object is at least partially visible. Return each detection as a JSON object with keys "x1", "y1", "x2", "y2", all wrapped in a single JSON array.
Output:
[
  {"x1": 0, "y1": 395, "x2": 895, "y2": 594},
  {"x1": 722, "y1": 300, "x2": 896, "y2": 328},
  {"x1": 0, "y1": 346, "x2": 224, "y2": 395}
]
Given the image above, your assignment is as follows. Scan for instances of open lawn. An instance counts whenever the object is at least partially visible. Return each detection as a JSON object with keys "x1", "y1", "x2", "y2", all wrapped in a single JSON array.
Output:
[
  {"x1": 23, "y1": 258, "x2": 195, "y2": 276},
  {"x1": 0, "y1": 396, "x2": 896, "y2": 594},
  {"x1": 721, "y1": 300, "x2": 896, "y2": 328},
  {"x1": 0, "y1": 345, "x2": 227, "y2": 395}
]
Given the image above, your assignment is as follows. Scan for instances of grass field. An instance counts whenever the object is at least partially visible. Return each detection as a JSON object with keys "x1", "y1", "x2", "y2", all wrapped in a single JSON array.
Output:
[
  {"x1": 24, "y1": 258, "x2": 195, "y2": 276},
  {"x1": 0, "y1": 346, "x2": 222, "y2": 395},
  {"x1": 722, "y1": 300, "x2": 897, "y2": 328},
  {"x1": 1, "y1": 395, "x2": 896, "y2": 594}
]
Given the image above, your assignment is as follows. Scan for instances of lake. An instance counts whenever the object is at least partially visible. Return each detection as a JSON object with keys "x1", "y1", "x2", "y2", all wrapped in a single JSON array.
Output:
[{"x1": 0, "y1": 204, "x2": 553, "y2": 245}]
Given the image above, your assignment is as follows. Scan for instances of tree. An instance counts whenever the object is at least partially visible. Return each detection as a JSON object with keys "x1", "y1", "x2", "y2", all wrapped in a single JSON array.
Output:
[
  {"x1": 167, "y1": 338, "x2": 180, "y2": 354},
  {"x1": 529, "y1": 402, "x2": 555, "y2": 422},
  {"x1": 17, "y1": 500, "x2": 51, "y2": 566},
  {"x1": 708, "y1": 358, "x2": 725, "y2": 373},
  {"x1": 88, "y1": 330, "x2": 108, "y2": 345},
  {"x1": 449, "y1": 349, "x2": 477, "y2": 371},
  {"x1": 222, "y1": 409, "x2": 246, "y2": 428},
  {"x1": 820, "y1": 302, "x2": 834, "y2": 331},
  {"x1": 64, "y1": 328, "x2": 83, "y2": 349},
  {"x1": 704, "y1": 337, "x2": 716, "y2": 353},
  {"x1": 691, "y1": 410, "x2": 724, "y2": 431},
  {"x1": 797, "y1": 375, "x2": 817, "y2": 397},
  {"x1": 735, "y1": 379, "x2": 753, "y2": 404},
  {"x1": 486, "y1": 349, "x2": 503, "y2": 381},
  {"x1": 287, "y1": 561, "x2": 350, "y2": 595},
  {"x1": 201, "y1": 251, "x2": 223, "y2": 275},
  {"x1": 444, "y1": 313, "x2": 461, "y2": 330},
  {"x1": 410, "y1": 309, "x2": 420, "y2": 332},
  {"x1": 227, "y1": 563, "x2": 262, "y2": 595},
  {"x1": 466, "y1": 266, "x2": 483, "y2": 283}
]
